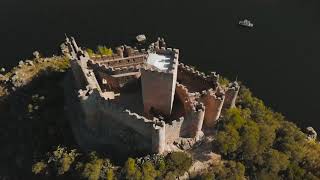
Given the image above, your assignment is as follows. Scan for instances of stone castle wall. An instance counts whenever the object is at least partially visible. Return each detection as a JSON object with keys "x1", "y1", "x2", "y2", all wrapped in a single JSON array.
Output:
[
  {"x1": 64, "y1": 72, "x2": 153, "y2": 156},
  {"x1": 91, "y1": 46, "x2": 147, "y2": 69},
  {"x1": 88, "y1": 60, "x2": 142, "y2": 92},
  {"x1": 165, "y1": 117, "x2": 185, "y2": 144},
  {"x1": 98, "y1": 54, "x2": 147, "y2": 68},
  {"x1": 77, "y1": 85, "x2": 166, "y2": 154},
  {"x1": 87, "y1": 59, "x2": 142, "y2": 75},
  {"x1": 175, "y1": 83, "x2": 195, "y2": 112},
  {"x1": 70, "y1": 60, "x2": 89, "y2": 89},
  {"x1": 175, "y1": 83, "x2": 205, "y2": 137},
  {"x1": 177, "y1": 63, "x2": 219, "y2": 93}
]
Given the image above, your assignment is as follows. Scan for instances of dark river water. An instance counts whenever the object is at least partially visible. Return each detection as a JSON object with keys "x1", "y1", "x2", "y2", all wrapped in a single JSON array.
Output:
[{"x1": 1, "y1": 0, "x2": 320, "y2": 132}]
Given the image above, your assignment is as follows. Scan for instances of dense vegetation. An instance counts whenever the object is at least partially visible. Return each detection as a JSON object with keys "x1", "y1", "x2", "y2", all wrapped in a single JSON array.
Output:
[
  {"x1": 203, "y1": 86, "x2": 320, "y2": 179},
  {"x1": 32, "y1": 147, "x2": 193, "y2": 180}
]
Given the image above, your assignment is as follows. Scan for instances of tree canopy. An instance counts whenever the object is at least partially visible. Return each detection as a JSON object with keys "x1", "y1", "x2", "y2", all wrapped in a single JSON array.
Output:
[{"x1": 211, "y1": 86, "x2": 320, "y2": 179}]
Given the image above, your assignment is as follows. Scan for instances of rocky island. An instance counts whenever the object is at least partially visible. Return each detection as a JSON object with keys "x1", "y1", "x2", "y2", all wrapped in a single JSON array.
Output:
[{"x1": 0, "y1": 35, "x2": 319, "y2": 180}]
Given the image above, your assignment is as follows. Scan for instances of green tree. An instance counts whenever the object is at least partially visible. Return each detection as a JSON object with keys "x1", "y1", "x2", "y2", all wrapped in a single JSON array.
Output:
[
  {"x1": 123, "y1": 158, "x2": 142, "y2": 180},
  {"x1": 262, "y1": 149, "x2": 289, "y2": 174},
  {"x1": 165, "y1": 152, "x2": 192, "y2": 176},
  {"x1": 202, "y1": 161, "x2": 245, "y2": 180},
  {"x1": 86, "y1": 48, "x2": 95, "y2": 57},
  {"x1": 97, "y1": 45, "x2": 113, "y2": 56},
  {"x1": 142, "y1": 161, "x2": 158, "y2": 180},
  {"x1": 48, "y1": 146, "x2": 80, "y2": 175},
  {"x1": 215, "y1": 127, "x2": 241, "y2": 156},
  {"x1": 239, "y1": 121, "x2": 260, "y2": 161},
  {"x1": 106, "y1": 168, "x2": 115, "y2": 180},
  {"x1": 156, "y1": 159, "x2": 166, "y2": 176},
  {"x1": 81, "y1": 152, "x2": 104, "y2": 180}
]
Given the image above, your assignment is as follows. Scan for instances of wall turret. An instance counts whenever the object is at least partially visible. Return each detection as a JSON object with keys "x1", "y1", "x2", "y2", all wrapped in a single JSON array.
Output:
[
  {"x1": 200, "y1": 88, "x2": 225, "y2": 128},
  {"x1": 152, "y1": 121, "x2": 166, "y2": 154},
  {"x1": 116, "y1": 46, "x2": 124, "y2": 58},
  {"x1": 223, "y1": 81, "x2": 240, "y2": 109}
]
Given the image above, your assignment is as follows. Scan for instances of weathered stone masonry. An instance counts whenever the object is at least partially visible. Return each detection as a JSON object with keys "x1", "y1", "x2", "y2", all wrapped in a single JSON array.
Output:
[{"x1": 63, "y1": 36, "x2": 240, "y2": 155}]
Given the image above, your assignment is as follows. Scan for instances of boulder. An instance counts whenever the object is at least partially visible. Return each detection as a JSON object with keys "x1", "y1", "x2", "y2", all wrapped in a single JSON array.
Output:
[
  {"x1": 25, "y1": 60, "x2": 34, "y2": 66},
  {"x1": 136, "y1": 34, "x2": 146, "y2": 42},
  {"x1": 33, "y1": 51, "x2": 40, "y2": 59},
  {"x1": 306, "y1": 127, "x2": 317, "y2": 140},
  {"x1": 18, "y1": 60, "x2": 24, "y2": 67}
]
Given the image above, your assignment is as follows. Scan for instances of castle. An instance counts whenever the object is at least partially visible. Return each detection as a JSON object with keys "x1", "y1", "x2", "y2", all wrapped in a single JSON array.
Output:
[{"x1": 62, "y1": 36, "x2": 240, "y2": 155}]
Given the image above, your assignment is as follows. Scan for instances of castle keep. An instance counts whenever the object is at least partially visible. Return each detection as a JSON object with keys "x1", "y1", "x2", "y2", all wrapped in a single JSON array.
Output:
[{"x1": 63, "y1": 36, "x2": 240, "y2": 155}]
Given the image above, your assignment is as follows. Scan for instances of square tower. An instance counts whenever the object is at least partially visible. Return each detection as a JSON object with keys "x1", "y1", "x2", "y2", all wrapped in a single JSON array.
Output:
[{"x1": 141, "y1": 48, "x2": 179, "y2": 118}]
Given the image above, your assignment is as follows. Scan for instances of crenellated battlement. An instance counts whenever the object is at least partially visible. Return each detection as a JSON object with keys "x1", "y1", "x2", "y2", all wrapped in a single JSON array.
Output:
[
  {"x1": 87, "y1": 60, "x2": 114, "y2": 73},
  {"x1": 88, "y1": 59, "x2": 142, "y2": 75},
  {"x1": 176, "y1": 82, "x2": 195, "y2": 112},
  {"x1": 201, "y1": 88, "x2": 225, "y2": 102},
  {"x1": 78, "y1": 87, "x2": 166, "y2": 132},
  {"x1": 176, "y1": 82, "x2": 206, "y2": 114},
  {"x1": 88, "y1": 46, "x2": 147, "y2": 71},
  {"x1": 143, "y1": 47, "x2": 179, "y2": 74},
  {"x1": 177, "y1": 63, "x2": 219, "y2": 92},
  {"x1": 200, "y1": 88, "x2": 226, "y2": 128},
  {"x1": 179, "y1": 63, "x2": 208, "y2": 79}
]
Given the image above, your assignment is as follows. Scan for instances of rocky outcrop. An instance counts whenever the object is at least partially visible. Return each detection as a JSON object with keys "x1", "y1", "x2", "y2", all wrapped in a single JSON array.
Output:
[{"x1": 306, "y1": 127, "x2": 317, "y2": 140}]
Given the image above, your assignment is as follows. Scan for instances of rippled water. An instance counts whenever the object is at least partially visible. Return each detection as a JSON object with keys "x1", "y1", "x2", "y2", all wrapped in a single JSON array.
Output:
[{"x1": 1, "y1": 0, "x2": 320, "y2": 131}]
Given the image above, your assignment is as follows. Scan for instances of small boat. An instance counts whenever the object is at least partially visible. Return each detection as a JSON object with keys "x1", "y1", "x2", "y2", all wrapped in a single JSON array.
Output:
[{"x1": 239, "y1": 19, "x2": 254, "y2": 28}]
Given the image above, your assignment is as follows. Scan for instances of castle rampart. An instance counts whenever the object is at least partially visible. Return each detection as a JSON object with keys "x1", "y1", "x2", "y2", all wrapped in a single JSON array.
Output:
[{"x1": 62, "y1": 36, "x2": 240, "y2": 156}]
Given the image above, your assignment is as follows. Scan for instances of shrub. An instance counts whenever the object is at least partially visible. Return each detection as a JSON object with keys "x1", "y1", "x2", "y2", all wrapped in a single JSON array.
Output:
[
  {"x1": 200, "y1": 160, "x2": 245, "y2": 180},
  {"x1": 32, "y1": 161, "x2": 48, "y2": 175},
  {"x1": 86, "y1": 48, "x2": 95, "y2": 57},
  {"x1": 142, "y1": 161, "x2": 158, "y2": 180},
  {"x1": 165, "y1": 152, "x2": 192, "y2": 176},
  {"x1": 97, "y1": 45, "x2": 113, "y2": 56},
  {"x1": 42, "y1": 146, "x2": 80, "y2": 175},
  {"x1": 106, "y1": 168, "x2": 115, "y2": 180},
  {"x1": 122, "y1": 158, "x2": 142, "y2": 180}
]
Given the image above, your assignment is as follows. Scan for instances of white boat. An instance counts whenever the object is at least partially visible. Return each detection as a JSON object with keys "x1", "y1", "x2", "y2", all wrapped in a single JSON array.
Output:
[{"x1": 239, "y1": 19, "x2": 254, "y2": 28}]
